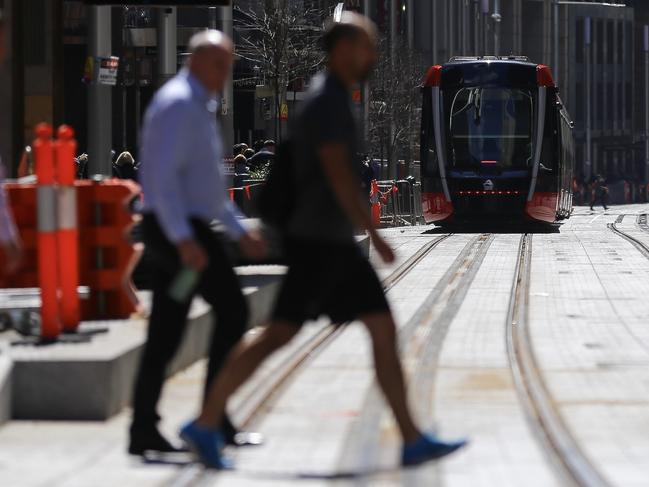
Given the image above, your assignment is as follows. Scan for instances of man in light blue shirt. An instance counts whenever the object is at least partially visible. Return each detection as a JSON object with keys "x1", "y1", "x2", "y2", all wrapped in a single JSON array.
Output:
[{"x1": 130, "y1": 30, "x2": 265, "y2": 457}]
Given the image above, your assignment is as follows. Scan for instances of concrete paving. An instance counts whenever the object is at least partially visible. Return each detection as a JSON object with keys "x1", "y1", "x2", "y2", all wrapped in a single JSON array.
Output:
[{"x1": 2, "y1": 206, "x2": 649, "y2": 486}]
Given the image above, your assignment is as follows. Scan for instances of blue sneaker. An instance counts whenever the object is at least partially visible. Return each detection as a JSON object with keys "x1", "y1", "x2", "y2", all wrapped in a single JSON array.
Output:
[
  {"x1": 401, "y1": 433, "x2": 467, "y2": 466},
  {"x1": 180, "y1": 420, "x2": 232, "y2": 469}
]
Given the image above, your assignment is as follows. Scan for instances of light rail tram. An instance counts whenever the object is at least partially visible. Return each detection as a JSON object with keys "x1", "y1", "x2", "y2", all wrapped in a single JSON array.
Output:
[{"x1": 420, "y1": 56, "x2": 575, "y2": 224}]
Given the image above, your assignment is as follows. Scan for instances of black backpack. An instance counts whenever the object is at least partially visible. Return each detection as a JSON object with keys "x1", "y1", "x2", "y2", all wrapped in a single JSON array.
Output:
[{"x1": 257, "y1": 139, "x2": 295, "y2": 233}]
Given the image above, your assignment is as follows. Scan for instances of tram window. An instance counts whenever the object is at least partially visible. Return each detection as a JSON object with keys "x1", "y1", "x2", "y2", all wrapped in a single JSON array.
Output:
[
  {"x1": 540, "y1": 92, "x2": 559, "y2": 172},
  {"x1": 444, "y1": 87, "x2": 533, "y2": 170},
  {"x1": 420, "y1": 88, "x2": 439, "y2": 177}
]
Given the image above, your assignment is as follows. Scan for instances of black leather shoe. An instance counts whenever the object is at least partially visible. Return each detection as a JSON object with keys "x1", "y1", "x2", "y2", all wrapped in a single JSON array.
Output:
[
  {"x1": 221, "y1": 415, "x2": 264, "y2": 447},
  {"x1": 129, "y1": 428, "x2": 188, "y2": 456}
]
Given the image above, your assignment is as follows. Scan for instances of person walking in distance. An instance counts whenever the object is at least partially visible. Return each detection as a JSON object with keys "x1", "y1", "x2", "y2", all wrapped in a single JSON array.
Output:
[
  {"x1": 129, "y1": 30, "x2": 266, "y2": 456},
  {"x1": 0, "y1": 10, "x2": 22, "y2": 276},
  {"x1": 590, "y1": 174, "x2": 608, "y2": 211},
  {"x1": 180, "y1": 13, "x2": 467, "y2": 469}
]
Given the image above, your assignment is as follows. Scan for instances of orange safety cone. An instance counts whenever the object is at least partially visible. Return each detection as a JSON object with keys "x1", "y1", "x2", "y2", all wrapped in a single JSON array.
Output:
[
  {"x1": 55, "y1": 125, "x2": 80, "y2": 332},
  {"x1": 33, "y1": 123, "x2": 61, "y2": 341}
]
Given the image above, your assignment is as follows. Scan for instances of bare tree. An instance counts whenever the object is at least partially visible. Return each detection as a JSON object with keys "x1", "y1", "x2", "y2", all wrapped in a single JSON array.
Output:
[
  {"x1": 368, "y1": 36, "x2": 424, "y2": 180},
  {"x1": 234, "y1": 0, "x2": 332, "y2": 141}
]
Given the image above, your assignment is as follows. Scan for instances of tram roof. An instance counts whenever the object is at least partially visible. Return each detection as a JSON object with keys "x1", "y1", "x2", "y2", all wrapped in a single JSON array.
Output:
[{"x1": 424, "y1": 57, "x2": 555, "y2": 89}]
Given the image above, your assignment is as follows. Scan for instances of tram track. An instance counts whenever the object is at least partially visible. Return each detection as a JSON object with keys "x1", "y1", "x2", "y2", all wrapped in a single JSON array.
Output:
[
  {"x1": 506, "y1": 234, "x2": 610, "y2": 487},
  {"x1": 338, "y1": 233, "x2": 494, "y2": 476},
  {"x1": 167, "y1": 233, "x2": 452, "y2": 486},
  {"x1": 608, "y1": 215, "x2": 649, "y2": 260}
]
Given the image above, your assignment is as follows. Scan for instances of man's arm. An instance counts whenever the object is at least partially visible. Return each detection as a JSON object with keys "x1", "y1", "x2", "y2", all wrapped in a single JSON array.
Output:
[{"x1": 318, "y1": 143, "x2": 394, "y2": 263}]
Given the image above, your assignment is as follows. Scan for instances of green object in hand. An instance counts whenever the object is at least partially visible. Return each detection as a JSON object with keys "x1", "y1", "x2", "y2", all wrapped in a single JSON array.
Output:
[{"x1": 168, "y1": 267, "x2": 200, "y2": 303}]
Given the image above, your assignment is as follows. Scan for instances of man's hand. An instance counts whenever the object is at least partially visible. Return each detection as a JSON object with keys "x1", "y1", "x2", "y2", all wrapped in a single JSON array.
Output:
[
  {"x1": 2, "y1": 239, "x2": 22, "y2": 275},
  {"x1": 239, "y1": 231, "x2": 267, "y2": 260},
  {"x1": 177, "y1": 239, "x2": 208, "y2": 272},
  {"x1": 370, "y1": 230, "x2": 395, "y2": 264}
]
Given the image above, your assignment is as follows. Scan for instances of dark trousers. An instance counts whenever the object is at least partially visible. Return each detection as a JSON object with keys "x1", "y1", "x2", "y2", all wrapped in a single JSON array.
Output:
[{"x1": 130, "y1": 214, "x2": 248, "y2": 436}]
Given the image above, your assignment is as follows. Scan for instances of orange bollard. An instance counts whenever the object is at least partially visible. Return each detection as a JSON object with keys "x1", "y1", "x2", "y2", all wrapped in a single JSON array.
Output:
[
  {"x1": 55, "y1": 125, "x2": 80, "y2": 332},
  {"x1": 33, "y1": 123, "x2": 61, "y2": 341}
]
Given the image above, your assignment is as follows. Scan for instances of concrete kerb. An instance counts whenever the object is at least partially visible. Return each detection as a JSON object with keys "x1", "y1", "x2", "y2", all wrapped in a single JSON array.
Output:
[{"x1": 3, "y1": 267, "x2": 285, "y2": 422}]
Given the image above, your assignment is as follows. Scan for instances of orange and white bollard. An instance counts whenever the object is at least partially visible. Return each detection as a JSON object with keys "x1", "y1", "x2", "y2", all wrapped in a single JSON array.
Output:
[
  {"x1": 33, "y1": 123, "x2": 61, "y2": 341},
  {"x1": 55, "y1": 125, "x2": 80, "y2": 332}
]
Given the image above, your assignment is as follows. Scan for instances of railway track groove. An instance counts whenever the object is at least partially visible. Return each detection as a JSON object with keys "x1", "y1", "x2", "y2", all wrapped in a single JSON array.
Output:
[{"x1": 506, "y1": 234, "x2": 610, "y2": 487}]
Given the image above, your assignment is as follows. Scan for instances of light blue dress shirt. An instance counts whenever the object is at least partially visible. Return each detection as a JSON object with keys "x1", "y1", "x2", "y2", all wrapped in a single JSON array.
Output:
[{"x1": 140, "y1": 68, "x2": 245, "y2": 243}]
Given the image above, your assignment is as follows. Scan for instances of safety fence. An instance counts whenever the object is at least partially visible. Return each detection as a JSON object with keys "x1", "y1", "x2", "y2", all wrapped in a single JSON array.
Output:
[
  {"x1": 0, "y1": 124, "x2": 140, "y2": 341},
  {"x1": 370, "y1": 179, "x2": 424, "y2": 227}
]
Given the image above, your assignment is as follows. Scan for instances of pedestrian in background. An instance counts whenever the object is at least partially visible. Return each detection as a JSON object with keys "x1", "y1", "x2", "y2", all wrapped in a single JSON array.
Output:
[
  {"x1": 247, "y1": 139, "x2": 275, "y2": 170},
  {"x1": 243, "y1": 147, "x2": 255, "y2": 160},
  {"x1": 590, "y1": 174, "x2": 608, "y2": 211},
  {"x1": 0, "y1": 10, "x2": 21, "y2": 276},
  {"x1": 112, "y1": 151, "x2": 138, "y2": 181},
  {"x1": 180, "y1": 13, "x2": 466, "y2": 469},
  {"x1": 129, "y1": 30, "x2": 266, "y2": 457}
]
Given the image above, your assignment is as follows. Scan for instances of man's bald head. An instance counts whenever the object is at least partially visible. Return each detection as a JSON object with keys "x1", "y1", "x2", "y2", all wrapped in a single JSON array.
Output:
[{"x1": 187, "y1": 29, "x2": 234, "y2": 93}]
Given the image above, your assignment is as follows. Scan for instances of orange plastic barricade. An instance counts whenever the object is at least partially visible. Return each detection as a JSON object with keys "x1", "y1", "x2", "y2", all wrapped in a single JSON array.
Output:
[
  {"x1": 77, "y1": 179, "x2": 140, "y2": 320},
  {"x1": 55, "y1": 125, "x2": 80, "y2": 331},
  {"x1": 0, "y1": 184, "x2": 37, "y2": 288},
  {"x1": 33, "y1": 123, "x2": 61, "y2": 341}
]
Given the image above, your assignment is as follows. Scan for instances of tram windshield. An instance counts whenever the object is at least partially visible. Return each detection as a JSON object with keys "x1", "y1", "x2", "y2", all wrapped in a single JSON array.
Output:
[{"x1": 444, "y1": 87, "x2": 534, "y2": 170}]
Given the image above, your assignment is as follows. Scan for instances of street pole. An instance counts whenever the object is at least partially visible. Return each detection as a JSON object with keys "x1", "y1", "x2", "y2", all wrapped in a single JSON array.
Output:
[
  {"x1": 493, "y1": 0, "x2": 501, "y2": 56},
  {"x1": 462, "y1": 0, "x2": 468, "y2": 55},
  {"x1": 585, "y1": 17, "x2": 592, "y2": 181},
  {"x1": 389, "y1": 0, "x2": 397, "y2": 180},
  {"x1": 157, "y1": 7, "x2": 177, "y2": 86},
  {"x1": 213, "y1": 6, "x2": 234, "y2": 151},
  {"x1": 87, "y1": 6, "x2": 112, "y2": 176},
  {"x1": 363, "y1": 0, "x2": 370, "y2": 143},
  {"x1": 473, "y1": 0, "x2": 479, "y2": 55},
  {"x1": 644, "y1": 25, "x2": 649, "y2": 183},
  {"x1": 481, "y1": 0, "x2": 489, "y2": 55},
  {"x1": 553, "y1": 0, "x2": 559, "y2": 83}
]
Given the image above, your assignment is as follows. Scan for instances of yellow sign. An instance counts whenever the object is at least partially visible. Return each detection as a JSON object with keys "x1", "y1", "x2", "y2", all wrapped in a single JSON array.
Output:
[{"x1": 280, "y1": 103, "x2": 289, "y2": 121}]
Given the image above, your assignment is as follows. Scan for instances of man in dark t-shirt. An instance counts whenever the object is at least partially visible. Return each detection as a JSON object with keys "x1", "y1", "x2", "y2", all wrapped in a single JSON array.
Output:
[{"x1": 181, "y1": 12, "x2": 466, "y2": 469}]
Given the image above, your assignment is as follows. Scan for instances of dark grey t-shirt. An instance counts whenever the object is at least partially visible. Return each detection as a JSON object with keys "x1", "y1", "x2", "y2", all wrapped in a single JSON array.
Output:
[{"x1": 287, "y1": 72, "x2": 361, "y2": 244}]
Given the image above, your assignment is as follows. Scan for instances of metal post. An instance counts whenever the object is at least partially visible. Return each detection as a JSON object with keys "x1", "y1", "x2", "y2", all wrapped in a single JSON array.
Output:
[
  {"x1": 585, "y1": 17, "x2": 592, "y2": 181},
  {"x1": 157, "y1": 7, "x2": 177, "y2": 86},
  {"x1": 448, "y1": 0, "x2": 454, "y2": 57},
  {"x1": 644, "y1": 25, "x2": 649, "y2": 182},
  {"x1": 363, "y1": 0, "x2": 370, "y2": 142},
  {"x1": 473, "y1": 0, "x2": 480, "y2": 55},
  {"x1": 493, "y1": 0, "x2": 501, "y2": 56},
  {"x1": 215, "y1": 5, "x2": 234, "y2": 151},
  {"x1": 407, "y1": 0, "x2": 414, "y2": 50},
  {"x1": 553, "y1": 0, "x2": 559, "y2": 83},
  {"x1": 462, "y1": 0, "x2": 468, "y2": 55},
  {"x1": 481, "y1": 0, "x2": 489, "y2": 55},
  {"x1": 87, "y1": 6, "x2": 112, "y2": 176},
  {"x1": 389, "y1": 0, "x2": 397, "y2": 179}
]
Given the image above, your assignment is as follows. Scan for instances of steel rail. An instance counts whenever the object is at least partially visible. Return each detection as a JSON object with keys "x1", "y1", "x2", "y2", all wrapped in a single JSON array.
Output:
[
  {"x1": 506, "y1": 234, "x2": 610, "y2": 487},
  {"x1": 168, "y1": 234, "x2": 452, "y2": 486},
  {"x1": 609, "y1": 218, "x2": 649, "y2": 260}
]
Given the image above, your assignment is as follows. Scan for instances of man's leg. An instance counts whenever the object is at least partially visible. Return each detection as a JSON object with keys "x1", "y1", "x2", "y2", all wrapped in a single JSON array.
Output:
[
  {"x1": 194, "y1": 231, "x2": 249, "y2": 441},
  {"x1": 360, "y1": 311, "x2": 419, "y2": 444},
  {"x1": 197, "y1": 322, "x2": 299, "y2": 428},
  {"x1": 130, "y1": 265, "x2": 192, "y2": 453}
]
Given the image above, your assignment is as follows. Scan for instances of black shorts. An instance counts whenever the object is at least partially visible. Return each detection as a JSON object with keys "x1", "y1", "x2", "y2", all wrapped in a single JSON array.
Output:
[{"x1": 271, "y1": 238, "x2": 390, "y2": 325}]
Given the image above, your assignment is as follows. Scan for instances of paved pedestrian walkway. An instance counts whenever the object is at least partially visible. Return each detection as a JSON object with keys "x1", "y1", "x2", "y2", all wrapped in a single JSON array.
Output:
[{"x1": 1, "y1": 205, "x2": 649, "y2": 486}]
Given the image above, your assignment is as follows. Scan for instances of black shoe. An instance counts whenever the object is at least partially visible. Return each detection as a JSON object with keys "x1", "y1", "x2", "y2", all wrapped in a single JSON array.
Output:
[
  {"x1": 222, "y1": 415, "x2": 264, "y2": 447},
  {"x1": 129, "y1": 427, "x2": 188, "y2": 456}
]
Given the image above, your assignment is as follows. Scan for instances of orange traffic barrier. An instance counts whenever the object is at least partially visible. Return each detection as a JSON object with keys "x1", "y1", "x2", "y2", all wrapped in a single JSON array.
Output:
[
  {"x1": 77, "y1": 179, "x2": 139, "y2": 320},
  {"x1": 33, "y1": 123, "x2": 61, "y2": 341},
  {"x1": 55, "y1": 125, "x2": 80, "y2": 331}
]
